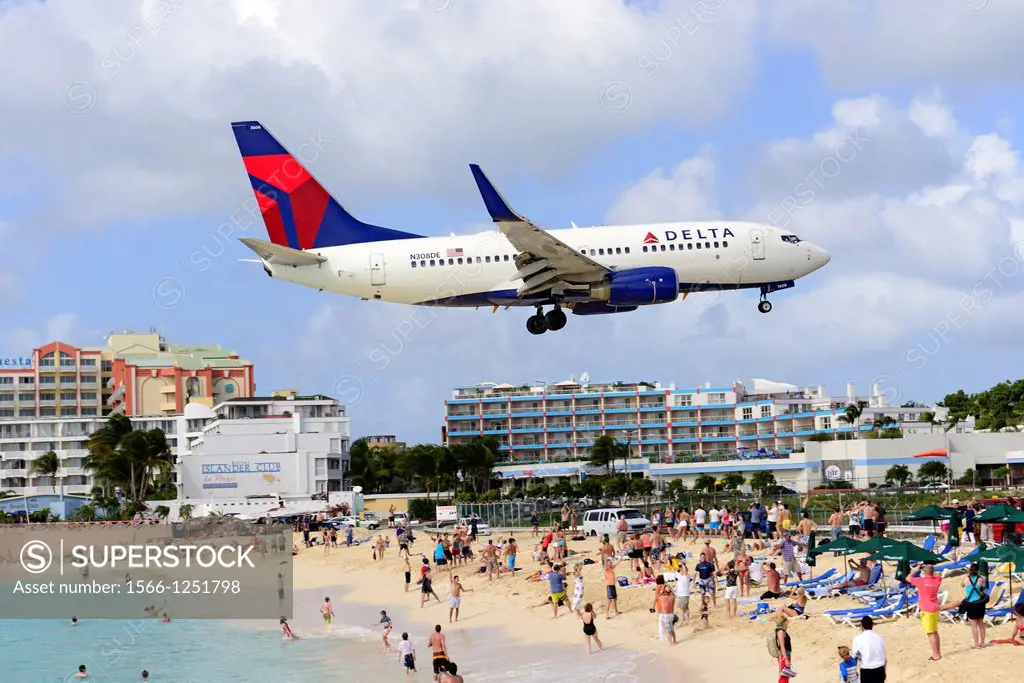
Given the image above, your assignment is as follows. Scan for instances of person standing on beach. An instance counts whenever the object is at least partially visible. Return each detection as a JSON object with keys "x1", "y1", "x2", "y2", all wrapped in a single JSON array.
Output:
[
  {"x1": 399, "y1": 632, "x2": 416, "y2": 675},
  {"x1": 503, "y1": 537, "x2": 518, "y2": 575},
  {"x1": 482, "y1": 540, "x2": 500, "y2": 581},
  {"x1": 449, "y1": 575, "x2": 473, "y2": 623},
  {"x1": 851, "y1": 615, "x2": 887, "y2": 683},
  {"x1": 531, "y1": 510, "x2": 539, "y2": 537},
  {"x1": 547, "y1": 563, "x2": 568, "y2": 618},
  {"x1": 577, "y1": 603, "x2": 603, "y2": 655},
  {"x1": 404, "y1": 556, "x2": 412, "y2": 593},
  {"x1": 428, "y1": 625, "x2": 450, "y2": 682},
  {"x1": 672, "y1": 559, "x2": 692, "y2": 624},
  {"x1": 651, "y1": 577, "x2": 677, "y2": 645},
  {"x1": 907, "y1": 563, "x2": 943, "y2": 661},
  {"x1": 616, "y1": 514, "x2": 629, "y2": 549},
  {"x1": 421, "y1": 563, "x2": 442, "y2": 608},
  {"x1": 604, "y1": 558, "x2": 623, "y2": 618},
  {"x1": 828, "y1": 508, "x2": 843, "y2": 542},
  {"x1": 320, "y1": 597, "x2": 334, "y2": 626},
  {"x1": 695, "y1": 552, "x2": 717, "y2": 607},
  {"x1": 571, "y1": 564, "x2": 586, "y2": 615}
]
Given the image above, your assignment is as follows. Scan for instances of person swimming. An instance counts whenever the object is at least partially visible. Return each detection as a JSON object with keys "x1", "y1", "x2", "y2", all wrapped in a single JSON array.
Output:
[
  {"x1": 71, "y1": 617, "x2": 78, "y2": 625},
  {"x1": 141, "y1": 671, "x2": 149, "y2": 680},
  {"x1": 280, "y1": 617, "x2": 298, "y2": 639},
  {"x1": 76, "y1": 665, "x2": 88, "y2": 678}
]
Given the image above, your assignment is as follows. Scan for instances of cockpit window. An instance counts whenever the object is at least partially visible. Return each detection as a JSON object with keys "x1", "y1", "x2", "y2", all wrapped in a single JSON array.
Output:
[{"x1": 781, "y1": 235, "x2": 801, "y2": 244}]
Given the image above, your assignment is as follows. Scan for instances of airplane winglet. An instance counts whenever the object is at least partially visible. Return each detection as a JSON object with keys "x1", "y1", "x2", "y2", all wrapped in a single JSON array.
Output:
[{"x1": 469, "y1": 164, "x2": 521, "y2": 223}]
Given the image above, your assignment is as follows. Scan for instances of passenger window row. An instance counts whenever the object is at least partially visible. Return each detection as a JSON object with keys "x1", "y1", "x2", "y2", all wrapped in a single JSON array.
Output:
[
  {"x1": 642, "y1": 240, "x2": 728, "y2": 253},
  {"x1": 411, "y1": 254, "x2": 513, "y2": 268},
  {"x1": 578, "y1": 247, "x2": 631, "y2": 256}
]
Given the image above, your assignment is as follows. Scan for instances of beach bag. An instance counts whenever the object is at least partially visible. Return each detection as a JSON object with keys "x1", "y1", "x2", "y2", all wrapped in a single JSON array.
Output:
[{"x1": 766, "y1": 629, "x2": 781, "y2": 659}]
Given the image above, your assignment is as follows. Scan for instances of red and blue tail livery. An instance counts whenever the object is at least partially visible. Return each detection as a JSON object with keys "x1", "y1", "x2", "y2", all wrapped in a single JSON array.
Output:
[{"x1": 230, "y1": 121, "x2": 422, "y2": 249}]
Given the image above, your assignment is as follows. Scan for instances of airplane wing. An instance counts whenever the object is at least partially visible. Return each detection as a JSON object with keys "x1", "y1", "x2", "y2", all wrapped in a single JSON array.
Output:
[
  {"x1": 469, "y1": 165, "x2": 609, "y2": 297},
  {"x1": 239, "y1": 237, "x2": 327, "y2": 267}
]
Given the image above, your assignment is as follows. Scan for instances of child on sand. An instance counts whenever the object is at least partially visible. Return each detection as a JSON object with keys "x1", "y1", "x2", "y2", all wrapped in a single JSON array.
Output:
[{"x1": 837, "y1": 645, "x2": 859, "y2": 682}]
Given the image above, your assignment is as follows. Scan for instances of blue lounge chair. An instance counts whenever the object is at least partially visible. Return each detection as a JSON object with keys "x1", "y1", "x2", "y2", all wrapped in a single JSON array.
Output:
[{"x1": 784, "y1": 567, "x2": 837, "y2": 587}]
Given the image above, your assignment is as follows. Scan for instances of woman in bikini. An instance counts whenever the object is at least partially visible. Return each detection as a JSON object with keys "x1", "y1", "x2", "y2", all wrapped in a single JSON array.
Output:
[
  {"x1": 991, "y1": 604, "x2": 1024, "y2": 645},
  {"x1": 735, "y1": 549, "x2": 751, "y2": 598},
  {"x1": 778, "y1": 587, "x2": 809, "y2": 619},
  {"x1": 577, "y1": 603, "x2": 603, "y2": 655},
  {"x1": 627, "y1": 533, "x2": 644, "y2": 571}
]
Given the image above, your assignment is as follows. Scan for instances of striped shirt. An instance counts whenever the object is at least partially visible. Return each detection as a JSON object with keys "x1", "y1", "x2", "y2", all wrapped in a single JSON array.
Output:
[{"x1": 780, "y1": 539, "x2": 797, "y2": 563}]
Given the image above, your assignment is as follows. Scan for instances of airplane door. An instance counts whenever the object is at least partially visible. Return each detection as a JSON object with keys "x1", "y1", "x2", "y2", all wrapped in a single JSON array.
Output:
[
  {"x1": 750, "y1": 230, "x2": 766, "y2": 261},
  {"x1": 369, "y1": 253, "x2": 386, "y2": 286}
]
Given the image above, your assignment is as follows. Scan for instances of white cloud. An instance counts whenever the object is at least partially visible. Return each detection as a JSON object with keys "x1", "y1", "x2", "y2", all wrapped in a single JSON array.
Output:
[
  {"x1": 603, "y1": 152, "x2": 719, "y2": 224},
  {"x1": 908, "y1": 94, "x2": 957, "y2": 139},
  {"x1": 3, "y1": 314, "x2": 81, "y2": 352},
  {"x1": 766, "y1": 0, "x2": 1024, "y2": 90},
  {"x1": 0, "y1": 0, "x2": 760, "y2": 232}
]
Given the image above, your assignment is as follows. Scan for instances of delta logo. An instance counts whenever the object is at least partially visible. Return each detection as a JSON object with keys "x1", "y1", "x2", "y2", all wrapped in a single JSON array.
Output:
[{"x1": 642, "y1": 232, "x2": 659, "y2": 244}]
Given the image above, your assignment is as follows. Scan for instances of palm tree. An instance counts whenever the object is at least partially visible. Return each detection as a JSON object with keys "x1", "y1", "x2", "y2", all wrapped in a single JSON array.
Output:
[
  {"x1": 872, "y1": 415, "x2": 897, "y2": 434},
  {"x1": 589, "y1": 435, "x2": 621, "y2": 477},
  {"x1": 30, "y1": 450, "x2": 61, "y2": 494},
  {"x1": 154, "y1": 505, "x2": 171, "y2": 522},
  {"x1": 993, "y1": 466, "x2": 1011, "y2": 487},
  {"x1": 838, "y1": 400, "x2": 868, "y2": 438}
]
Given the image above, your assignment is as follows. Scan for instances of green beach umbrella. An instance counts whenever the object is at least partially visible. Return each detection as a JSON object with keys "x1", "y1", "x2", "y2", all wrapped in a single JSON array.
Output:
[
  {"x1": 864, "y1": 542, "x2": 946, "y2": 564},
  {"x1": 972, "y1": 504, "x2": 1024, "y2": 524},
  {"x1": 811, "y1": 535, "x2": 862, "y2": 556},
  {"x1": 947, "y1": 508, "x2": 961, "y2": 548},
  {"x1": 962, "y1": 543, "x2": 1024, "y2": 595},
  {"x1": 906, "y1": 505, "x2": 954, "y2": 521},
  {"x1": 855, "y1": 535, "x2": 903, "y2": 555},
  {"x1": 895, "y1": 559, "x2": 911, "y2": 583},
  {"x1": 806, "y1": 531, "x2": 817, "y2": 568}
]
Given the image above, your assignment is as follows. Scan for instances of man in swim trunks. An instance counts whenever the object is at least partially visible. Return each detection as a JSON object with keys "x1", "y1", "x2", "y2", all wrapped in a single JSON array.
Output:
[
  {"x1": 652, "y1": 577, "x2": 677, "y2": 645},
  {"x1": 320, "y1": 597, "x2": 334, "y2": 625},
  {"x1": 616, "y1": 514, "x2": 629, "y2": 548},
  {"x1": 449, "y1": 575, "x2": 472, "y2": 623},
  {"x1": 547, "y1": 563, "x2": 568, "y2": 618},
  {"x1": 604, "y1": 558, "x2": 623, "y2": 618},
  {"x1": 428, "y1": 624, "x2": 450, "y2": 682}
]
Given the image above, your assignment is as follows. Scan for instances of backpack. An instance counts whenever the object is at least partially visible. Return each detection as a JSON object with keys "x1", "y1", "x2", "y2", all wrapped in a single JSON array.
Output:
[{"x1": 766, "y1": 629, "x2": 781, "y2": 658}]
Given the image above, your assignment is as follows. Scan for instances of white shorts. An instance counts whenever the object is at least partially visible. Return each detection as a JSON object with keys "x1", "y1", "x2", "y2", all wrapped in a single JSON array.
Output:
[
  {"x1": 449, "y1": 596, "x2": 461, "y2": 608},
  {"x1": 724, "y1": 586, "x2": 738, "y2": 600}
]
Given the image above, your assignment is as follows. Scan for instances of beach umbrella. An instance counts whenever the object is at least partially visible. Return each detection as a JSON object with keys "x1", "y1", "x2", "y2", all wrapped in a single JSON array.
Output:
[
  {"x1": 972, "y1": 504, "x2": 1024, "y2": 524},
  {"x1": 810, "y1": 535, "x2": 861, "y2": 557},
  {"x1": 906, "y1": 505, "x2": 954, "y2": 521},
  {"x1": 864, "y1": 542, "x2": 946, "y2": 564},
  {"x1": 805, "y1": 531, "x2": 817, "y2": 568},
  {"x1": 947, "y1": 508, "x2": 961, "y2": 549},
  {"x1": 963, "y1": 543, "x2": 1024, "y2": 596},
  {"x1": 855, "y1": 535, "x2": 903, "y2": 555},
  {"x1": 894, "y1": 559, "x2": 911, "y2": 583}
]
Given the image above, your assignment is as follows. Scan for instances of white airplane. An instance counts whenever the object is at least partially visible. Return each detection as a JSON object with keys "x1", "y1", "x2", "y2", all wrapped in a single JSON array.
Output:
[{"x1": 231, "y1": 121, "x2": 831, "y2": 335}]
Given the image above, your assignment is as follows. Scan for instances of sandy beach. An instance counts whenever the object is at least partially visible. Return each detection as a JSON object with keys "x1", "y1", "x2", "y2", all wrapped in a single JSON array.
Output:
[{"x1": 293, "y1": 528, "x2": 1022, "y2": 682}]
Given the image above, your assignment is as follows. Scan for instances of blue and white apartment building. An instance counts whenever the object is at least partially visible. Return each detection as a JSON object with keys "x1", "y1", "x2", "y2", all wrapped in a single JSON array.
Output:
[{"x1": 444, "y1": 378, "x2": 997, "y2": 491}]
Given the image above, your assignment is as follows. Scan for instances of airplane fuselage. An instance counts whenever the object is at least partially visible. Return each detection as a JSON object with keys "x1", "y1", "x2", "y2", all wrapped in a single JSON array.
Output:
[{"x1": 262, "y1": 220, "x2": 828, "y2": 308}]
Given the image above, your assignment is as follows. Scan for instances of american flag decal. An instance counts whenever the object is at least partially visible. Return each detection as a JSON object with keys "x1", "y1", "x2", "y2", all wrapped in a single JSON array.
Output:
[{"x1": 446, "y1": 247, "x2": 464, "y2": 258}]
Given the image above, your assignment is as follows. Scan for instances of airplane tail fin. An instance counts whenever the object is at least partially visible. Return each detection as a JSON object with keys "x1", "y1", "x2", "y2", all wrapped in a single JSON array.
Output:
[{"x1": 230, "y1": 121, "x2": 423, "y2": 249}]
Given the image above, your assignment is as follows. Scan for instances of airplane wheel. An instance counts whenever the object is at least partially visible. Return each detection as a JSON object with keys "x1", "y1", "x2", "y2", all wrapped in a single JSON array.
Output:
[
  {"x1": 758, "y1": 300, "x2": 772, "y2": 314},
  {"x1": 526, "y1": 313, "x2": 548, "y2": 335},
  {"x1": 545, "y1": 308, "x2": 567, "y2": 331}
]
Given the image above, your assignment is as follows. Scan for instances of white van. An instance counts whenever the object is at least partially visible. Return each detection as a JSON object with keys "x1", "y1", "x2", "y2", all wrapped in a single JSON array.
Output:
[{"x1": 582, "y1": 508, "x2": 650, "y2": 537}]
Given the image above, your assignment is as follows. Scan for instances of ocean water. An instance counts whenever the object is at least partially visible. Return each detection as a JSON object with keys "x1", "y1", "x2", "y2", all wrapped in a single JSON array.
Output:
[{"x1": 1, "y1": 589, "x2": 668, "y2": 682}]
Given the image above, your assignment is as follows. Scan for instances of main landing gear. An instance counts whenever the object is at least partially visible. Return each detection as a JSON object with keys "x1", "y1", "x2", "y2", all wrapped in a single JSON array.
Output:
[
  {"x1": 526, "y1": 306, "x2": 567, "y2": 335},
  {"x1": 758, "y1": 287, "x2": 773, "y2": 314}
]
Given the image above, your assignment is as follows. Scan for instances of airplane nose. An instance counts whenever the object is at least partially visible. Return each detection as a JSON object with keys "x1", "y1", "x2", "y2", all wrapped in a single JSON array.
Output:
[{"x1": 807, "y1": 244, "x2": 830, "y2": 271}]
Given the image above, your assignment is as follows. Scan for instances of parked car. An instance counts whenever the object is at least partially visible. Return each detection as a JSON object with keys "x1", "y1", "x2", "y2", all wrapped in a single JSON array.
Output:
[
  {"x1": 436, "y1": 516, "x2": 491, "y2": 535},
  {"x1": 325, "y1": 515, "x2": 380, "y2": 530},
  {"x1": 582, "y1": 508, "x2": 649, "y2": 537},
  {"x1": 920, "y1": 482, "x2": 950, "y2": 491},
  {"x1": 392, "y1": 512, "x2": 411, "y2": 526},
  {"x1": 874, "y1": 483, "x2": 899, "y2": 494}
]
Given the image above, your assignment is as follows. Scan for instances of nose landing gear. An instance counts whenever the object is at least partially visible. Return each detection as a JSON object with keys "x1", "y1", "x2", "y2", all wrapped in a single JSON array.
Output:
[
  {"x1": 526, "y1": 306, "x2": 567, "y2": 334},
  {"x1": 758, "y1": 287, "x2": 773, "y2": 314}
]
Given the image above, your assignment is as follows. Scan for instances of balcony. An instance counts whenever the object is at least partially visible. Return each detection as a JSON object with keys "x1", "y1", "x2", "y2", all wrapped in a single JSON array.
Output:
[
  {"x1": 0, "y1": 468, "x2": 28, "y2": 478},
  {"x1": 38, "y1": 362, "x2": 56, "y2": 373}
]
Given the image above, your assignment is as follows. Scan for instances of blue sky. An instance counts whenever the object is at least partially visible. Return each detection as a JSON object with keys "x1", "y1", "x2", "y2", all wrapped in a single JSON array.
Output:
[{"x1": 2, "y1": 0, "x2": 1024, "y2": 442}]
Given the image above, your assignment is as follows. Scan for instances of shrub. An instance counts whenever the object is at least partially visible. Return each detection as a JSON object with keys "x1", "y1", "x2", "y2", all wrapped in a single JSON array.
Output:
[{"x1": 408, "y1": 498, "x2": 452, "y2": 521}]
